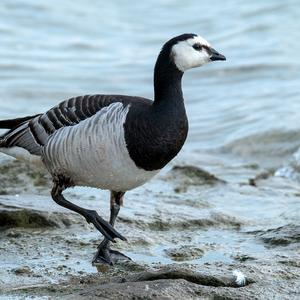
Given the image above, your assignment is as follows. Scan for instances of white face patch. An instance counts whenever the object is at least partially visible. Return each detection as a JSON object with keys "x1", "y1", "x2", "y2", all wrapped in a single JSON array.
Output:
[{"x1": 171, "y1": 35, "x2": 212, "y2": 72}]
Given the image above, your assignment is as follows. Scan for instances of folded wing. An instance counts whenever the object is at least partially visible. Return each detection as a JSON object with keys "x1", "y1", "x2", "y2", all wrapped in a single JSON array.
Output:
[{"x1": 0, "y1": 95, "x2": 128, "y2": 155}]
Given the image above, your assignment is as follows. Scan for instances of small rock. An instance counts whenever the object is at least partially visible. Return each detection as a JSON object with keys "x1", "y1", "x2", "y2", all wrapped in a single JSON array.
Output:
[
  {"x1": 166, "y1": 165, "x2": 225, "y2": 192},
  {"x1": 234, "y1": 254, "x2": 255, "y2": 262},
  {"x1": 12, "y1": 266, "x2": 33, "y2": 275},
  {"x1": 258, "y1": 224, "x2": 300, "y2": 246},
  {"x1": 6, "y1": 231, "x2": 22, "y2": 238},
  {"x1": 165, "y1": 245, "x2": 204, "y2": 261}
]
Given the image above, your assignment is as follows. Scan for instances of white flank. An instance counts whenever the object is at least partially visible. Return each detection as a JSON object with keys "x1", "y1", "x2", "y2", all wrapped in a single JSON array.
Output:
[
  {"x1": 233, "y1": 270, "x2": 246, "y2": 286},
  {"x1": 0, "y1": 146, "x2": 44, "y2": 168},
  {"x1": 43, "y1": 102, "x2": 159, "y2": 191},
  {"x1": 172, "y1": 35, "x2": 211, "y2": 72}
]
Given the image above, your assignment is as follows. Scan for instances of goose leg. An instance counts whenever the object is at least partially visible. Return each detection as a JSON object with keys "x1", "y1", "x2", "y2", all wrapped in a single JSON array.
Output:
[
  {"x1": 51, "y1": 181, "x2": 126, "y2": 242},
  {"x1": 92, "y1": 191, "x2": 131, "y2": 266}
]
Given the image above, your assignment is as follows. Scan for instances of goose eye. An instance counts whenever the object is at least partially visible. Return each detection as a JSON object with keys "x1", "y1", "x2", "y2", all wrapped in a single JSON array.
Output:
[{"x1": 193, "y1": 44, "x2": 202, "y2": 51}]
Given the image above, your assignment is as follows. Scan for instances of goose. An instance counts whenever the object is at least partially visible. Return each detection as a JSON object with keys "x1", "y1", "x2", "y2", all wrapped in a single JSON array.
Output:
[{"x1": 0, "y1": 33, "x2": 225, "y2": 265}]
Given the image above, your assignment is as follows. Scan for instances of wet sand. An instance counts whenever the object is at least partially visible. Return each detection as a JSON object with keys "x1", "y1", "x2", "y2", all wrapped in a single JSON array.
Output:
[{"x1": 0, "y1": 159, "x2": 299, "y2": 299}]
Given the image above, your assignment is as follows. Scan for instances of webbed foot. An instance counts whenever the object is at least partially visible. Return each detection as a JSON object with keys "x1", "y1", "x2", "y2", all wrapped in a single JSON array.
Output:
[{"x1": 92, "y1": 246, "x2": 131, "y2": 266}]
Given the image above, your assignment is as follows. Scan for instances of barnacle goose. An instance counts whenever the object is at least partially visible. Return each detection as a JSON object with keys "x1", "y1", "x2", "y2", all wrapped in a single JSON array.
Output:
[{"x1": 0, "y1": 34, "x2": 225, "y2": 265}]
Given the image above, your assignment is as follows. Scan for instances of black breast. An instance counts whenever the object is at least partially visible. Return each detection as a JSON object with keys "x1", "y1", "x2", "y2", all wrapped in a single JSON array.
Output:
[{"x1": 124, "y1": 102, "x2": 188, "y2": 171}]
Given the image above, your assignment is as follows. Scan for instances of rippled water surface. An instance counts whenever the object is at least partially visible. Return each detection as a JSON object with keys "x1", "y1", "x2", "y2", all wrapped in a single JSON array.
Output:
[{"x1": 1, "y1": 0, "x2": 300, "y2": 159}]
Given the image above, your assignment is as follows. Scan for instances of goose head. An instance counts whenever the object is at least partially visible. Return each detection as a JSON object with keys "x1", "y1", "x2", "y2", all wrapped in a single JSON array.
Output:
[{"x1": 168, "y1": 33, "x2": 226, "y2": 72}]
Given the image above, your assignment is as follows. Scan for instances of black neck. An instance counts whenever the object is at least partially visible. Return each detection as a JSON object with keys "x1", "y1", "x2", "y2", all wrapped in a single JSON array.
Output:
[
  {"x1": 153, "y1": 52, "x2": 184, "y2": 106},
  {"x1": 124, "y1": 45, "x2": 189, "y2": 172}
]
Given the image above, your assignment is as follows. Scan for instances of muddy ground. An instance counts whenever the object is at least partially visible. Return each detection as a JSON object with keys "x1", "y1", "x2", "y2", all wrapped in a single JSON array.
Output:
[{"x1": 0, "y1": 158, "x2": 299, "y2": 299}]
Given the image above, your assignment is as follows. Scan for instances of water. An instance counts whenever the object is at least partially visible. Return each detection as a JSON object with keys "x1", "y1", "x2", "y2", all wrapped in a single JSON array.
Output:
[
  {"x1": 1, "y1": 0, "x2": 300, "y2": 162},
  {"x1": 0, "y1": 1, "x2": 300, "y2": 293}
]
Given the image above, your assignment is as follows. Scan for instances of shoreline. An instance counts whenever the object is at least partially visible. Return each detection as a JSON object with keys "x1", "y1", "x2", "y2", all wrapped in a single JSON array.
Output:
[{"x1": 0, "y1": 159, "x2": 299, "y2": 299}]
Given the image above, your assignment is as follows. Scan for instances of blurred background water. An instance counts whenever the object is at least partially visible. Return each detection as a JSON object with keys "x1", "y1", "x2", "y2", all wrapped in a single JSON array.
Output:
[
  {"x1": 0, "y1": 0, "x2": 300, "y2": 174},
  {"x1": 1, "y1": 2, "x2": 300, "y2": 291}
]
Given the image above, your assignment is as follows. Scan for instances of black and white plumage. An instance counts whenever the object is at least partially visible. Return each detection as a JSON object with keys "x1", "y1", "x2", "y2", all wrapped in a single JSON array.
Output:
[{"x1": 0, "y1": 33, "x2": 225, "y2": 265}]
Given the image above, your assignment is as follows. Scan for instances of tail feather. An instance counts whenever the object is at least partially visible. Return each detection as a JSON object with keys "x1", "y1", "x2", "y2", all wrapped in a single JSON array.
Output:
[
  {"x1": 0, "y1": 114, "x2": 40, "y2": 148},
  {"x1": 0, "y1": 114, "x2": 40, "y2": 129}
]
